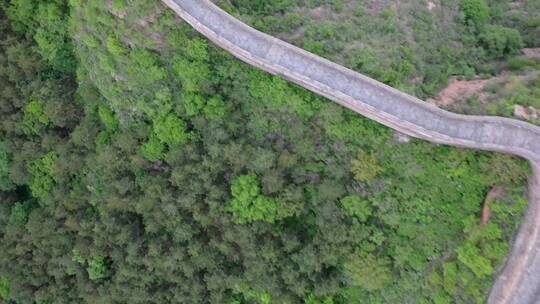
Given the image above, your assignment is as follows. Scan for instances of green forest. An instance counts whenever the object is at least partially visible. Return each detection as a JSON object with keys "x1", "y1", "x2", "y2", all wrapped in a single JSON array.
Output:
[{"x1": 0, "y1": 0, "x2": 539, "y2": 303}]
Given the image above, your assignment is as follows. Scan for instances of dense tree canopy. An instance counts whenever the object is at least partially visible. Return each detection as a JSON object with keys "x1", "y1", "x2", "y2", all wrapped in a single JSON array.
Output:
[{"x1": 0, "y1": 0, "x2": 537, "y2": 303}]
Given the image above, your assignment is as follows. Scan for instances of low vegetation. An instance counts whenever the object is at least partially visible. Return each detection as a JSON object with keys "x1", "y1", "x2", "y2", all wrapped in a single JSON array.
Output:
[{"x1": 0, "y1": 0, "x2": 537, "y2": 303}]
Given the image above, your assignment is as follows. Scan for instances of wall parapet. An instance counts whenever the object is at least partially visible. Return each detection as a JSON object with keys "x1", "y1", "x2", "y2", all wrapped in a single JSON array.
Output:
[{"x1": 161, "y1": 1, "x2": 540, "y2": 302}]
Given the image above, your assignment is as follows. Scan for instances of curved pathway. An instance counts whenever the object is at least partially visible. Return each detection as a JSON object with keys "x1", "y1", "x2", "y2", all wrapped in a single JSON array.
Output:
[
  {"x1": 491, "y1": 162, "x2": 540, "y2": 303},
  {"x1": 161, "y1": 0, "x2": 540, "y2": 302}
]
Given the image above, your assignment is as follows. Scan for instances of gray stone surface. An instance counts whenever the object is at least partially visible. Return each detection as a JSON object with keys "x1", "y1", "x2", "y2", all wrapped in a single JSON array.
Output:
[{"x1": 161, "y1": 0, "x2": 540, "y2": 302}]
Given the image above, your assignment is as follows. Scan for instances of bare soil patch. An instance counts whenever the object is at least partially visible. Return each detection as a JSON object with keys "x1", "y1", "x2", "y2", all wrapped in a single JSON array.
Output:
[
  {"x1": 430, "y1": 69, "x2": 539, "y2": 108},
  {"x1": 481, "y1": 186, "x2": 506, "y2": 226},
  {"x1": 522, "y1": 48, "x2": 540, "y2": 59},
  {"x1": 429, "y1": 78, "x2": 491, "y2": 106}
]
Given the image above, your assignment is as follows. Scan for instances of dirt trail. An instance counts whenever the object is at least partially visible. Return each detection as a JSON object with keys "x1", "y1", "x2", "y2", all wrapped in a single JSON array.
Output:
[{"x1": 481, "y1": 186, "x2": 505, "y2": 226}]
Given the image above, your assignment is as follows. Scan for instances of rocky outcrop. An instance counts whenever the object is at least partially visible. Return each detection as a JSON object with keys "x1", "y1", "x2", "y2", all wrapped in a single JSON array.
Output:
[{"x1": 514, "y1": 104, "x2": 539, "y2": 121}]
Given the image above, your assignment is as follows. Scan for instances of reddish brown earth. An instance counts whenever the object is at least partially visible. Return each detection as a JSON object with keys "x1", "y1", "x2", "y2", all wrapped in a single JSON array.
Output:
[
  {"x1": 429, "y1": 78, "x2": 490, "y2": 106},
  {"x1": 522, "y1": 48, "x2": 540, "y2": 59},
  {"x1": 430, "y1": 48, "x2": 540, "y2": 107},
  {"x1": 481, "y1": 186, "x2": 506, "y2": 226}
]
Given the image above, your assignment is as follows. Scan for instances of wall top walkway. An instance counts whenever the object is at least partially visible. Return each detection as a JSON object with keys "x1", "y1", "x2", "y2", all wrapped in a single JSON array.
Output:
[
  {"x1": 164, "y1": 0, "x2": 540, "y2": 164},
  {"x1": 161, "y1": 0, "x2": 540, "y2": 303}
]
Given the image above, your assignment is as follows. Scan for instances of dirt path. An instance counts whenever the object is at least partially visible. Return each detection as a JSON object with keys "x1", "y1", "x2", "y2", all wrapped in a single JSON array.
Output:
[{"x1": 481, "y1": 186, "x2": 506, "y2": 226}]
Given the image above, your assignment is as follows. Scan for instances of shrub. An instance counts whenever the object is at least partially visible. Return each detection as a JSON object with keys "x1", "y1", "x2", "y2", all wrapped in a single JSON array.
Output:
[
  {"x1": 0, "y1": 276, "x2": 9, "y2": 300},
  {"x1": 71, "y1": 249, "x2": 85, "y2": 264},
  {"x1": 9, "y1": 202, "x2": 32, "y2": 226},
  {"x1": 0, "y1": 142, "x2": 14, "y2": 191},
  {"x1": 350, "y1": 150, "x2": 382, "y2": 183},
  {"x1": 23, "y1": 99, "x2": 49, "y2": 134},
  {"x1": 479, "y1": 25, "x2": 523, "y2": 58},
  {"x1": 227, "y1": 173, "x2": 279, "y2": 224},
  {"x1": 456, "y1": 241, "x2": 493, "y2": 278},
  {"x1": 95, "y1": 131, "x2": 112, "y2": 149},
  {"x1": 27, "y1": 152, "x2": 58, "y2": 201},
  {"x1": 33, "y1": 2, "x2": 76, "y2": 73},
  {"x1": 523, "y1": 17, "x2": 540, "y2": 47},
  {"x1": 98, "y1": 105, "x2": 120, "y2": 132},
  {"x1": 106, "y1": 35, "x2": 128, "y2": 57},
  {"x1": 111, "y1": 0, "x2": 126, "y2": 12},
  {"x1": 443, "y1": 262, "x2": 458, "y2": 294},
  {"x1": 183, "y1": 93, "x2": 205, "y2": 116},
  {"x1": 129, "y1": 49, "x2": 166, "y2": 82},
  {"x1": 340, "y1": 195, "x2": 372, "y2": 222},
  {"x1": 173, "y1": 58, "x2": 210, "y2": 92},
  {"x1": 153, "y1": 113, "x2": 189, "y2": 147},
  {"x1": 184, "y1": 38, "x2": 209, "y2": 61},
  {"x1": 344, "y1": 252, "x2": 392, "y2": 291},
  {"x1": 461, "y1": 0, "x2": 490, "y2": 28},
  {"x1": 4, "y1": 0, "x2": 36, "y2": 32},
  {"x1": 87, "y1": 256, "x2": 109, "y2": 281},
  {"x1": 203, "y1": 96, "x2": 228, "y2": 119},
  {"x1": 506, "y1": 57, "x2": 538, "y2": 71},
  {"x1": 140, "y1": 135, "x2": 165, "y2": 161}
]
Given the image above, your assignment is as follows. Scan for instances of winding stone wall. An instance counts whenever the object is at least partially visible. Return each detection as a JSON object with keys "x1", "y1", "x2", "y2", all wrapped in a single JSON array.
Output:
[{"x1": 161, "y1": 0, "x2": 540, "y2": 302}]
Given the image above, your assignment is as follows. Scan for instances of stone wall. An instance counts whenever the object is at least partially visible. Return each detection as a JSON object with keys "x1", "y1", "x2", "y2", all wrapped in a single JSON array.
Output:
[{"x1": 161, "y1": 1, "x2": 540, "y2": 302}]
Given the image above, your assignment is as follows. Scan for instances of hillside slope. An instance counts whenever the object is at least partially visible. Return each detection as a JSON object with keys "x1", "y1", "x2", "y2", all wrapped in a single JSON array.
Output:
[{"x1": 0, "y1": 0, "x2": 537, "y2": 303}]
